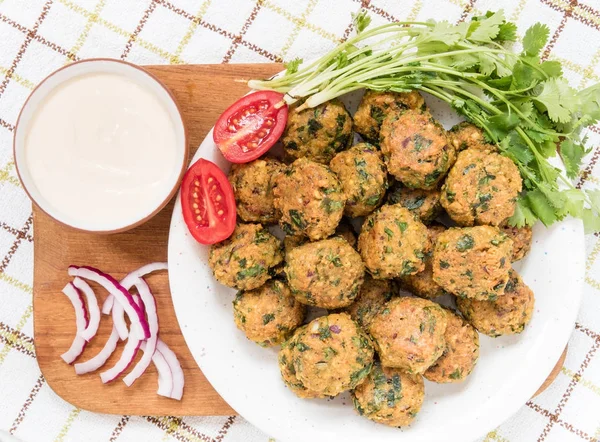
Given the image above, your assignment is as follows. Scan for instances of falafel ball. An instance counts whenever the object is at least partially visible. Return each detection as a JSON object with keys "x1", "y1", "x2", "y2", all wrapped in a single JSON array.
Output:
[
  {"x1": 424, "y1": 310, "x2": 479, "y2": 383},
  {"x1": 440, "y1": 149, "x2": 522, "y2": 226},
  {"x1": 457, "y1": 269, "x2": 535, "y2": 337},
  {"x1": 387, "y1": 180, "x2": 442, "y2": 224},
  {"x1": 432, "y1": 226, "x2": 513, "y2": 301},
  {"x1": 282, "y1": 99, "x2": 353, "y2": 164},
  {"x1": 353, "y1": 90, "x2": 426, "y2": 144},
  {"x1": 380, "y1": 109, "x2": 455, "y2": 189},
  {"x1": 369, "y1": 297, "x2": 448, "y2": 374},
  {"x1": 352, "y1": 361, "x2": 425, "y2": 427},
  {"x1": 448, "y1": 122, "x2": 496, "y2": 153},
  {"x1": 285, "y1": 237, "x2": 365, "y2": 309},
  {"x1": 228, "y1": 157, "x2": 285, "y2": 224},
  {"x1": 273, "y1": 158, "x2": 346, "y2": 240},
  {"x1": 400, "y1": 223, "x2": 449, "y2": 299},
  {"x1": 501, "y1": 225, "x2": 533, "y2": 262},
  {"x1": 290, "y1": 313, "x2": 375, "y2": 397},
  {"x1": 233, "y1": 279, "x2": 305, "y2": 347},
  {"x1": 358, "y1": 205, "x2": 429, "y2": 279},
  {"x1": 330, "y1": 143, "x2": 388, "y2": 217},
  {"x1": 208, "y1": 223, "x2": 283, "y2": 290},
  {"x1": 344, "y1": 276, "x2": 396, "y2": 329},
  {"x1": 278, "y1": 326, "x2": 322, "y2": 398}
]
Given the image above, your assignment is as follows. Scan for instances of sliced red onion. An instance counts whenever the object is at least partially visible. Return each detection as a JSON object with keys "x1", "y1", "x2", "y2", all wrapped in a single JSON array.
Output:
[
  {"x1": 68, "y1": 266, "x2": 149, "y2": 339},
  {"x1": 157, "y1": 339, "x2": 184, "y2": 400},
  {"x1": 140, "y1": 341, "x2": 173, "y2": 398},
  {"x1": 61, "y1": 283, "x2": 89, "y2": 364},
  {"x1": 74, "y1": 327, "x2": 120, "y2": 375},
  {"x1": 101, "y1": 295, "x2": 114, "y2": 315},
  {"x1": 123, "y1": 279, "x2": 159, "y2": 387},
  {"x1": 111, "y1": 302, "x2": 129, "y2": 341},
  {"x1": 102, "y1": 263, "x2": 168, "y2": 315},
  {"x1": 100, "y1": 336, "x2": 142, "y2": 383},
  {"x1": 72, "y1": 277, "x2": 100, "y2": 342},
  {"x1": 132, "y1": 294, "x2": 143, "y2": 309}
]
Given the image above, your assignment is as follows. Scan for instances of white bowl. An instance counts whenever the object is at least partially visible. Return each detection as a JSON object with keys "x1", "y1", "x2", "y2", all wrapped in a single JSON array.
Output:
[
  {"x1": 14, "y1": 58, "x2": 188, "y2": 233},
  {"x1": 167, "y1": 88, "x2": 585, "y2": 442}
]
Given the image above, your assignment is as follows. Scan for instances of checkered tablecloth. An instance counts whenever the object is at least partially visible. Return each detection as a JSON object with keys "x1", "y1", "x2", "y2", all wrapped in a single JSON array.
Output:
[{"x1": 0, "y1": 0, "x2": 600, "y2": 441}]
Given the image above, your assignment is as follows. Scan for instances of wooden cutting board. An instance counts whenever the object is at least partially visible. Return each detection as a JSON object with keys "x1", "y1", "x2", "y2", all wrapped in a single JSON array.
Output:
[{"x1": 32, "y1": 63, "x2": 565, "y2": 417}]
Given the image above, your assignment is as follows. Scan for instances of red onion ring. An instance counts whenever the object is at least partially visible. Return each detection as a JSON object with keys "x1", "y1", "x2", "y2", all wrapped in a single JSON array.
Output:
[
  {"x1": 156, "y1": 339, "x2": 184, "y2": 400},
  {"x1": 61, "y1": 283, "x2": 89, "y2": 364},
  {"x1": 123, "y1": 279, "x2": 159, "y2": 387},
  {"x1": 140, "y1": 341, "x2": 174, "y2": 398},
  {"x1": 72, "y1": 277, "x2": 100, "y2": 342},
  {"x1": 74, "y1": 327, "x2": 120, "y2": 375}
]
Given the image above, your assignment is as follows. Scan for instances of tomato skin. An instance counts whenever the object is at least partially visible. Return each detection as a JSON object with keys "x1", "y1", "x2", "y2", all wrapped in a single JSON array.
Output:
[
  {"x1": 213, "y1": 91, "x2": 288, "y2": 163},
  {"x1": 180, "y1": 158, "x2": 236, "y2": 245}
]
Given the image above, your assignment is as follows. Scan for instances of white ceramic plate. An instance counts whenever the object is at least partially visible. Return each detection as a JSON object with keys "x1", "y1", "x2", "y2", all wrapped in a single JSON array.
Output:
[{"x1": 168, "y1": 90, "x2": 585, "y2": 442}]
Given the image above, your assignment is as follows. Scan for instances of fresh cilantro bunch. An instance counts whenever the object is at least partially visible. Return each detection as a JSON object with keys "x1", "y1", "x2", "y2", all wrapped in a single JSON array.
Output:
[{"x1": 250, "y1": 10, "x2": 600, "y2": 232}]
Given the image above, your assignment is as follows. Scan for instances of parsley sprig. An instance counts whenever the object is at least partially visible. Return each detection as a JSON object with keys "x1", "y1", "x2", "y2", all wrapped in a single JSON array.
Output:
[{"x1": 249, "y1": 10, "x2": 600, "y2": 232}]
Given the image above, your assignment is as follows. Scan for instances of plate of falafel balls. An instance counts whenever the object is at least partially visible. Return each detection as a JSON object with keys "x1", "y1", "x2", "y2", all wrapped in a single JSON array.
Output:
[{"x1": 168, "y1": 87, "x2": 584, "y2": 442}]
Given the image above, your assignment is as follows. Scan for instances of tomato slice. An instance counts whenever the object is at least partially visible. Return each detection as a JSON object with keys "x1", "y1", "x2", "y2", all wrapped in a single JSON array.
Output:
[
  {"x1": 213, "y1": 91, "x2": 288, "y2": 163},
  {"x1": 180, "y1": 158, "x2": 236, "y2": 245}
]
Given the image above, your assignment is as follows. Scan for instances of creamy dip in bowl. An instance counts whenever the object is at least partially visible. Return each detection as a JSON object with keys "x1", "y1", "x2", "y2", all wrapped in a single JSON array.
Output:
[{"x1": 14, "y1": 59, "x2": 187, "y2": 233}]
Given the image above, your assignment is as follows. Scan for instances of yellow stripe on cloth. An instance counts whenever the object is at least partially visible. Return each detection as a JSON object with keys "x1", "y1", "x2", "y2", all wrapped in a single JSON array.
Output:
[{"x1": 54, "y1": 408, "x2": 81, "y2": 442}]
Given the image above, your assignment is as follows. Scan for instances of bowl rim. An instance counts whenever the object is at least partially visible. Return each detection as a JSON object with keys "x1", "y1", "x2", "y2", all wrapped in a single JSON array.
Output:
[{"x1": 13, "y1": 57, "x2": 189, "y2": 234}]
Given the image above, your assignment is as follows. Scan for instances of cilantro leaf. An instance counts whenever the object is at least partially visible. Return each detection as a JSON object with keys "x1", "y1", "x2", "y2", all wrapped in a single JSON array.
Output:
[
  {"x1": 285, "y1": 57, "x2": 303, "y2": 75},
  {"x1": 583, "y1": 208, "x2": 600, "y2": 234},
  {"x1": 586, "y1": 189, "x2": 600, "y2": 212},
  {"x1": 468, "y1": 10, "x2": 505, "y2": 42},
  {"x1": 522, "y1": 23, "x2": 550, "y2": 57},
  {"x1": 540, "y1": 60, "x2": 562, "y2": 78},
  {"x1": 497, "y1": 21, "x2": 518, "y2": 41},
  {"x1": 509, "y1": 197, "x2": 538, "y2": 227},
  {"x1": 534, "y1": 78, "x2": 578, "y2": 123},
  {"x1": 487, "y1": 113, "x2": 520, "y2": 141},
  {"x1": 560, "y1": 139, "x2": 587, "y2": 179},
  {"x1": 526, "y1": 189, "x2": 558, "y2": 226},
  {"x1": 352, "y1": 10, "x2": 371, "y2": 34}
]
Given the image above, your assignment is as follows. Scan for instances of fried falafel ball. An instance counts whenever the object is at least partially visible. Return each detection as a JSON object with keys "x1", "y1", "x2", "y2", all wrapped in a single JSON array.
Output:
[
  {"x1": 369, "y1": 297, "x2": 448, "y2": 374},
  {"x1": 344, "y1": 276, "x2": 396, "y2": 329},
  {"x1": 358, "y1": 205, "x2": 429, "y2": 279},
  {"x1": 273, "y1": 158, "x2": 346, "y2": 240},
  {"x1": 400, "y1": 223, "x2": 449, "y2": 299},
  {"x1": 501, "y1": 225, "x2": 533, "y2": 262},
  {"x1": 380, "y1": 109, "x2": 455, "y2": 189},
  {"x1": 282, "y1": 99, "x2": 353, "y2": 164},
  {"x1": 285, "y1": 237, "x2": 365, "y2": 309},
  {"x1": 233, "y1": 279, "x2": 305, "y2": 347},
  {"x1": 424, "y1": 310, "x2": 479, "y2": 383},
  {"x1": 457, "y1": 269, "x2": 535, "y2": 337},
  {"x1": 386, "y1": 180, "x2": 442, "y2": 224},
  {"x1": 352, "y1": 361, "x2": 425, "y2": 427},
  {"x1": 208, "y1": 223, "x2": 283, "y2": 290},
  {"x1": 330, "y1": 143, "x2": 388, "y2": 217},
  {"x1": 440, "y1": 149, "x2": 522, "y2": 226},
  {"x1": 287, "y1": 313, "x2": 375, "y2": 397},
  {"x1": 278, "y1": 325, "x2": 322, "y2": 398},
  {"x1": 448, "y1": 122, "x2": 497, "y2": 153},
  {"x1": 432, "y1": 226, "x2": 513, "y2": 301},
  {"x1": 353, "y1": 90, "x2": 426, "y2": 144},
  {"x1": 228, "y1": 157, "x2": 285, "y2": 224}
]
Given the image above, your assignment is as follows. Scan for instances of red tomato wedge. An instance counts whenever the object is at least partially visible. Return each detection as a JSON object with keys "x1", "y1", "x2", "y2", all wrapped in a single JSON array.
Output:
[
  {"x1": 213, "y1": 91, "x2": 288, "y2": 163},
  {"x1": 180, "y1": 158, "x2": 236, "y2": 245}
]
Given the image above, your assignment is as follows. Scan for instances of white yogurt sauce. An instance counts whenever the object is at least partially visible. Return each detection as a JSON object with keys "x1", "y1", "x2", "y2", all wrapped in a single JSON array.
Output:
[{"x1": 25, "y1": 72, "x2": 178, "y2": 228}]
